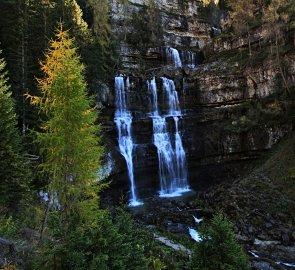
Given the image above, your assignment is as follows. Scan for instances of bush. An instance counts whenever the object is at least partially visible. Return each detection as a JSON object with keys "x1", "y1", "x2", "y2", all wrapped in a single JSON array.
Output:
[
  {"x1": 191, "y1": 212, "x2": 250, "y2": 270},
  {"x1": 0, "y1": 216, "x2": 18, "y2": 239},
  {"x1": 30, "y1": 210, "x2": 149, "y2": 270}
]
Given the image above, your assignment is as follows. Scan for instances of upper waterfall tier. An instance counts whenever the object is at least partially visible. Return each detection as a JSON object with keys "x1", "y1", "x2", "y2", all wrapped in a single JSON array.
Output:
[{"x1": 166, "y1": 47, "x2": 182, "y2": 68}]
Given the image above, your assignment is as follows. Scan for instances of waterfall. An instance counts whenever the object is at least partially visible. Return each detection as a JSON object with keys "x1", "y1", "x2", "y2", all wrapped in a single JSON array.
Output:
[
  {"x1": 181, "y1": 51, "x2": 197, "y2": 69},
  {"x1": 147, "y1": 77, "x2": 158, "y2": 115},
  {"x1": 114, "y1": 76, "x2": 142, "y2": 206},
  {"x1": 188, "y1": 228, "x2": 202, "y2": 242},
  {"x1": 162, "y1": 77, "x2": 181, "y2": 116},
  {"x1": 166, "y1": 47, "x2": 182, "y2": 68},
  {"x1": 147, "y1": 77, "x2": 190, "y2": 197},
  {"x1": 174, "y1": 116, "x2": 188, "y2": 184}
]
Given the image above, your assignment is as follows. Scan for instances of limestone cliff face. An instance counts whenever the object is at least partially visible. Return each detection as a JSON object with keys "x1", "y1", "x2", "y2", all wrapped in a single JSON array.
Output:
[
  {"x1": 103, "y1": 0, "x2": 294, "y2": 190},
  {"x1": 109, "y1": 0, "x2": 210, "y2": 70},
  {"x1": 181, "y1": 58, "x2": 294, "y2": 168},
  {"x1": 110, "y1": 0, "x2": 209, "y2": 48}
]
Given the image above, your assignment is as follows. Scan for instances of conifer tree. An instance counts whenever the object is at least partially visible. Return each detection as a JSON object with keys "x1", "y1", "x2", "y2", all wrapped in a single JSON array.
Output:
[
  {"x1": 28, "y1": 27, "x2": 103, "y2": 227},
  {"x1": 84, "y1": 0, "x2": 118, "y2": 85},
  {"x1": 191, "y1": 212, "x2": 250, "y2": 270},
  {"x1": 0, "y1": 52, "x2": 29, "y2": 214}
]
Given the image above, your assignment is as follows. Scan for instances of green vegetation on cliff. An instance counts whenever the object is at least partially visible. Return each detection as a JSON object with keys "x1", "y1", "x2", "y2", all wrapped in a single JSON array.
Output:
[{"x1": 262, "y1": 131, "x2": 295, "y2": 203}]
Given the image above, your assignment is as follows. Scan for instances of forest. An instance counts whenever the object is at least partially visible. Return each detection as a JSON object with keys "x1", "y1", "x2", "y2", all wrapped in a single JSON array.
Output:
[{"x1": 0, "y1": 0, "x2": 294, "y2": 269}]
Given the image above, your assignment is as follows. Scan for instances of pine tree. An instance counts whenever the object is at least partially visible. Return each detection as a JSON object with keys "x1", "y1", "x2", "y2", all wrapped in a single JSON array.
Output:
[
  {"x1": 191, "y1": 212, "x2": 250, "y2": 270},
  {"x1": 27, "y1": 27, "x2": 103, "y2": 227},
  {"x1": 0, "y1": 52, "x2": 29, "y2": 214}
]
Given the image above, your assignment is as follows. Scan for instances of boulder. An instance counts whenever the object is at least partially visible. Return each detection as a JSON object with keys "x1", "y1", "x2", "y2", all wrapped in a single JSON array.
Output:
[
  {"x1": 166, "y1": 222, "x2": 188, "y2": 234},
  {"x1": 0, "y1": 238, "x2": 15, "y2": 257},
  {"x1": 254, "y1": 238, "x2": 280, "y2": 248}
]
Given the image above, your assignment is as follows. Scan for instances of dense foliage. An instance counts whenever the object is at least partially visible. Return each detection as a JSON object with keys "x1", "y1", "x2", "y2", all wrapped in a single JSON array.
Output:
[
  {"x1": 27, "y1": 28, "x2": 103, "y2": 228},
  {"x1": 191, "y1": 212, "x2": 250, "y2": 270},
  {"x1": 30, "y1": 210, "x2": 149, "y2": 270},
  {"x1": 0, "y1": 0, "x2": 117, "y2": 135},
  {"x1": 126, "y1": 0, "x2": 163, "y2": 50},
  {"x1": 0, "y1": 52, "x2": 30, "y2": 214}
]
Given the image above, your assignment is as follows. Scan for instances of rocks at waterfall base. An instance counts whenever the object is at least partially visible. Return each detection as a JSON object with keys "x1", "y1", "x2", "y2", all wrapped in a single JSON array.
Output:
[
  {"x1": 201, "y1": 172, "x2": 295, "y2": 262},
  {"x1": 132, "y1": 132, "x2": 295, "y2": 263},
  {"x1": 0, "y1": 238, "x2": 16, "y2": 268}
]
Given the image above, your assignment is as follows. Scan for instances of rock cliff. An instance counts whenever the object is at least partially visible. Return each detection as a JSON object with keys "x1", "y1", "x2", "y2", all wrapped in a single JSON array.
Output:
[{"x1": 102, "y1": 0, "x2": 294, "y2": 195}]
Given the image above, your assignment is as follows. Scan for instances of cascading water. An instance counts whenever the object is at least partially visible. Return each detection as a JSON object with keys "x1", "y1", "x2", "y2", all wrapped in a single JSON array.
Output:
[
  {"x1": 147, "y1": 77, "x2": 190, "y2": 197},
  {"x1": 114, "y1": 76, "x2": 142, "y2": 206},
  {"x1": 181, "y1": 51, "x2": 197, "y2": 69},
  {"x1": 174, "y1": 116, "x2": 188, "y2": 184},
  {"x1": 162, "y1": 77, "x2": 181, "y2": 116},
  {"x1": 166, "y1": 47, "x2": 182, "y2": 68},
  {"x1": 147, "y1": 77, "x2": 159, "y2": 115}
]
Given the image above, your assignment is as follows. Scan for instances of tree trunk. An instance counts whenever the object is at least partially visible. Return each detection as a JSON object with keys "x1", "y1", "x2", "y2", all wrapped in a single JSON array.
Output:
[
  {"x1": 275, "y1": 32, "x2": 290, "y2": 95},
  {"x1": 39, "y1": 194, "x2": 50, "y2": 242},
  {"x1": 43, "y1": 4, "x2": 48, "y2": 48},
  {"x1": 20, "y1": 0, "x2": 28, "y2": 135},
  {"x1": 247, "y1": 24, "x2": 252, "y2": 57}
]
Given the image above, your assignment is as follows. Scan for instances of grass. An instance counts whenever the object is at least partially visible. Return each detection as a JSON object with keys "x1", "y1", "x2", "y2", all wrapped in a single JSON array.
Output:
[{"x1": 261, "y1": 131, "x2": 295, "y2": 198}]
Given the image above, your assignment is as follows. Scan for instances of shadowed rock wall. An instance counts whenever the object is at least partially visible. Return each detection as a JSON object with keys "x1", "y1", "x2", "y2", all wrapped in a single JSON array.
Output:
[{"x1": 101, "y1": 0, "x2": 294, "y2": 194}]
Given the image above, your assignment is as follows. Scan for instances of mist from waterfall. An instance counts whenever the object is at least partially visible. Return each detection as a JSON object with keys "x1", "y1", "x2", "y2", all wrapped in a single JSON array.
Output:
[{"x1": 114, "y1": 76, "x2": 142, "y2": 206}]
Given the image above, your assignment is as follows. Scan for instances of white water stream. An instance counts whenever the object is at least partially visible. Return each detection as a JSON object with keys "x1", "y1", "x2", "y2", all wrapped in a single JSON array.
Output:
[
  {"x1": 148, "y1": 77, "x2": 190, "y2": 197},
  {"x1": 114, "y1": 76, "x2": 142, "y2": 206}
]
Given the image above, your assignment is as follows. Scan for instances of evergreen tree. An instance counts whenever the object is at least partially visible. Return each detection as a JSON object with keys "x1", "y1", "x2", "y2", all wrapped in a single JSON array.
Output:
[
  {"x1": 26, "y1": 29, "x2": 151, "y2": 270},
  {"x1": 191, "y1": 212, "x2": 250, "y2": 270},
  {"x1": 27, "y1": 27, "x2": 103, "y2": 228},
  {"x1": 0, "y1": 52, "x2": 29, "y2": 214},
  {"x1": 82, "y1": 0, "x2": 118, "y2": 88},
  {"x1": 31, "y1": 209, "x2": 149, "y2": 270}
]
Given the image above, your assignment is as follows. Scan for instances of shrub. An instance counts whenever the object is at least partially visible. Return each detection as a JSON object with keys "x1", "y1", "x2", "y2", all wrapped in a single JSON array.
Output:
[{"x1": 191, "y1": 212, "x2": 250, "y2": 270}]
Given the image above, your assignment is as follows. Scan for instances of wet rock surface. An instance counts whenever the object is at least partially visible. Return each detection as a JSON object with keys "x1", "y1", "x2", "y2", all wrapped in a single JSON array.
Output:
[{"x1": 200, "y1": 172, "x2": 295, "y2": 262}]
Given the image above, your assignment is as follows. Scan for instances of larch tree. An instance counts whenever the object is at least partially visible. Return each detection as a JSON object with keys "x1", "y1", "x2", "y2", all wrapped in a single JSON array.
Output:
[
  {"x1": 27, "y1": 27, "x2": 103, "y2": 230},
  {"x1": 0, "y1": 51, "x2": 30, "y2": 214}
]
